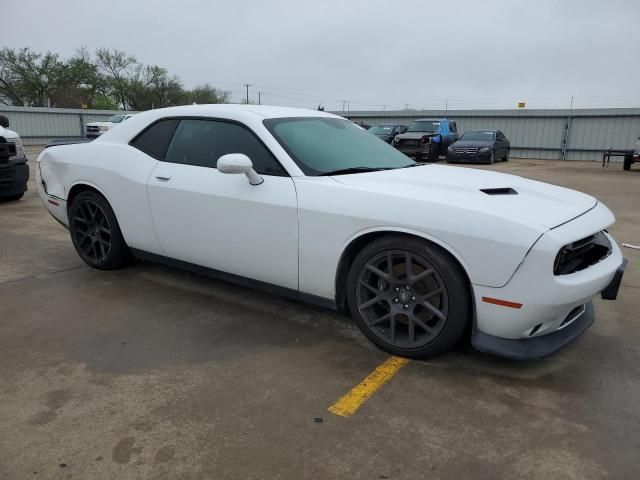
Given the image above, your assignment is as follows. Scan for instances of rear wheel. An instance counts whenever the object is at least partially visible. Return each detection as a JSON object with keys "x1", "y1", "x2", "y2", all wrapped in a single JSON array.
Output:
[
  {"x1": 69, "y1": 191, "x2": 132, "y2": 270},
  {"x1": 346, "y1": 236, "x2": 470, "y2": 359}
]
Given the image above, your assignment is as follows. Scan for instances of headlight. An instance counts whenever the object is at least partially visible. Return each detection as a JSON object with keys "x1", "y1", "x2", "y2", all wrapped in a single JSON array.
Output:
[
  {"x1": 447, "y1": 146, "x2": 454, "y2": 151},
  {"x1": 479, "y1": 147, "x2": 491, "y2": 153},
  {"x1": 394, "y1": 136, "x2": 400, "y2": 143},
  {"x1": 99, "y1": 125, "x2": 109, "y2": 131},
  {"x1": 9, "y1": 137, "x2": 24, "y2": 160}
]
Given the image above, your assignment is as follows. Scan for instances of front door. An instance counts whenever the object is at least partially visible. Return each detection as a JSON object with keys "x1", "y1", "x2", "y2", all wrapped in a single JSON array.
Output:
[{"x1": 146, "y1": 118, "x2": 298, "y2": 290}]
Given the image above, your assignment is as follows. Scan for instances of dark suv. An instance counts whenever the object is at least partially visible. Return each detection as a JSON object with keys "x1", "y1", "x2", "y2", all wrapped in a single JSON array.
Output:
[
  {"x1": 368, "y1": 124, "x2": 407, "y2": 143},
  {"x1": 446, "y1": 130, "x2": 510, "y2": 164}
]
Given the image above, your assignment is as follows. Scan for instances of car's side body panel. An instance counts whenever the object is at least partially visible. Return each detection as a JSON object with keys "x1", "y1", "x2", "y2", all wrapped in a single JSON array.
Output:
[
  {"x1": 37, "y1": 142, "x2": 164, "y2": 254},
  {"x1": 147, "y1": 162, "x2": 299, "y2": 290}
]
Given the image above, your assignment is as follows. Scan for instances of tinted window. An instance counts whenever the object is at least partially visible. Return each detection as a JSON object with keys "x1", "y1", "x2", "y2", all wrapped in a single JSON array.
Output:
[
  {"x1": 406, "y1": 121, "x2": 440, "y2": 133},
  {"x1": 164, "y1": 119, "x2": 286, "y2": 176},
  {"x1": 450, "y1": 122, "x2": 457, "y2": 133},
  {"x1": 264, "y1": 117, "x2": 414, "y2": 176},
  {"x1": 130, "y1": 119, "x2": 179, "y2": 159}
]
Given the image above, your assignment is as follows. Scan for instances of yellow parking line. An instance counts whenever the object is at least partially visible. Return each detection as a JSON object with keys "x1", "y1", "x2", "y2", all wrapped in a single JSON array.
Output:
[{"x1": 328, "y1": 356, "x2": 409, "y2": 417}]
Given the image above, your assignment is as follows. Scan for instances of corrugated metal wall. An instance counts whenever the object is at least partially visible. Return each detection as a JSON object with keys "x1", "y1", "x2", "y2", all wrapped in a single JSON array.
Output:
[
  {"x1": 336, "y1": 108, "x2": 640, "y2": 161},
  {"x1": 0, "y1": 106, "x2": 134, "y2": 145},
  {"x1": 1, "y1": 105, "x2": 639, "y2": 161}
]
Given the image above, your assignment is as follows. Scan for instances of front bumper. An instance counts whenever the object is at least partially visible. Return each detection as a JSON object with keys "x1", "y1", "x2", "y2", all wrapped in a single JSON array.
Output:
[
  {"x1": 446, "y1": 152, "x2": 491, "y2": 163},
  {"x1": 395, "y1": 143, "x2": 434, "y2": 158},
  {"x1": 0, "y1": 160, "x2": 29, "y2": 197},
  {"x1": 470, "y1": 202, "x2": 625, "y2": 358}
]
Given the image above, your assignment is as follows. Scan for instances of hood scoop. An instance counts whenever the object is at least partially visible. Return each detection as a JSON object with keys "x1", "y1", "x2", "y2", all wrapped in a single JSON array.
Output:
[{"x1": 480, "y1": 187, "x2": 518, "y2": 196}]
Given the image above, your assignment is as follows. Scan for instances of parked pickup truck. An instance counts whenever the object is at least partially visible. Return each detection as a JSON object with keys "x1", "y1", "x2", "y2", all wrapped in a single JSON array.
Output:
[
  {"x1": 0, "y1": 115, "x2": 29, "y2": 201},
  {"x1": 85, "y1": 113, "x2": 134, "y2": 138},
  {"x1": 624, "y1": 136, "x2": 640, "y2": 170},
  {"x1": 392, "y1": 118, "x2": 458, "y2": 161}
]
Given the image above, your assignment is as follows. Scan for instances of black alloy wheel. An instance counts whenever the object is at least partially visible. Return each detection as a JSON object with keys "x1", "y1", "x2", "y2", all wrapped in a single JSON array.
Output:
[
  {"x1": 347, "y1": 236, "x2": 470, "y2": 359},
  {"x1": 69, "y1": 191, "x2": 131, "y2": 270}
]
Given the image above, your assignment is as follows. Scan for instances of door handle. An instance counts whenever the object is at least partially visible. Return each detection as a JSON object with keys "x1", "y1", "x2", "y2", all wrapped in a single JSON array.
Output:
[{"x1": 155, "y1": 175, "x2": 172, "y2": 182}]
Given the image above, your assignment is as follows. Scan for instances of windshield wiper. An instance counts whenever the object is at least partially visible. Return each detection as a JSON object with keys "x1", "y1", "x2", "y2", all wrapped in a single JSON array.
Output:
[{"x1": 319, "y1": 166, "x2": 391, "y2": 176}]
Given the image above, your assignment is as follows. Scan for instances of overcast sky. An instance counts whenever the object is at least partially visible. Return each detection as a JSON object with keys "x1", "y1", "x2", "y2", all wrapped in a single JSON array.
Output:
[{"x1": 5, "y1": 0, "x2": 640, "y2": 111}]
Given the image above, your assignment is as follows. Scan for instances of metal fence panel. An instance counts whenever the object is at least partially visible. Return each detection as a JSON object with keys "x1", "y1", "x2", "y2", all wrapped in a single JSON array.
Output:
[
  {"x1": 2, "y1": 105, "x2": 639, "y2": 161},
  {"x1": 339, "y1": 108, "x2": 640, "y2": 161}
]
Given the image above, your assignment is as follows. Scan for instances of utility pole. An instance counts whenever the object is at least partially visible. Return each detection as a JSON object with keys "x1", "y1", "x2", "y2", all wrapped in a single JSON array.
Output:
[
  {"x1": 342, "y1": 100, "x2": 346, "y2": 112},
  {"x1": 445, "y1": 99, "x2": 448, "y2": 117},
  {"x1": 404, "y1": 104, "x2": 409, "y2": 111},
  {"x1": 258, "y1": 91, "x2": 261, "y2": 105},
  {"x1": 244, "y1": 84, "x2": 252, "y2": 104}
]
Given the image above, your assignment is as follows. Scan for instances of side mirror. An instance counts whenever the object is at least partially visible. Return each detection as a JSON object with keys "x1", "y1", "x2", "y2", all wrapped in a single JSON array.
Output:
[
  {"x1": 217, "y1": 153, "x2": 264, "y2": 186},
  {"x1": 0, "y1": 115, "x2": 9, "y2": 128}
]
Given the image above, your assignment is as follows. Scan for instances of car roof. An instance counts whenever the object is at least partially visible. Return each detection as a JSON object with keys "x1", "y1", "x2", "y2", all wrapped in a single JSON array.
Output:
[
  {"x1": 464, "y1": 129, "x2": 498, "y2": 133},
  {"x1": 413, "y1": 118, "x2": 443, "y2": 122},
  {"x1": 99, "y1": 104, "x2": 340, "y2": 144}
]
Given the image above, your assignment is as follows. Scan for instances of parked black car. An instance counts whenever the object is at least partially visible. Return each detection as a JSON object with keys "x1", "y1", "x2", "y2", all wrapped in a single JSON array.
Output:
[
  {"x1": 446, "y1": 130, "x2": 510, "y2": 164},
  {"x1": 368, "y1": 124, "x2": 407, "y2": 143}
]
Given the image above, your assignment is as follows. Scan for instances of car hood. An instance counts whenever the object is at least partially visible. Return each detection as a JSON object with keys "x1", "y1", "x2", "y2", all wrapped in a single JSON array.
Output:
[
  {"x1": 451, "y1": 140, "x2": 493, "y2": 148},
  {"x1": 86, "y1": 121, "x2": 114, "y2": 127},
  {"x1": 396, "y1": 132, "x2": 438, "y2": 140},
  {"x1": 0, "y1": 126, "x2": 19, "y2": 140},
  {"x1": 331, "y1": 165, "x2": 597, "y2": 230},
  {"x1": 374, "y1": 133, "x2": 393, "y2": 138}
]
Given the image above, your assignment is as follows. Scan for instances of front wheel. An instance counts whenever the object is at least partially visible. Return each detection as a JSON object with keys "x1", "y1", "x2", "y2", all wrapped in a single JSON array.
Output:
[
  {"x1": 488, "y1": 150, "x2": 495, "y2": 165},
  {"x1": 69, "y1": 190, "x2": 132, "y2": 270},
  {"x1": 346, "y1": 236, "x2": 470, "y2": 359},
  {"x1": 504, "y1": 149, "x2": 510, "y2": 161}
]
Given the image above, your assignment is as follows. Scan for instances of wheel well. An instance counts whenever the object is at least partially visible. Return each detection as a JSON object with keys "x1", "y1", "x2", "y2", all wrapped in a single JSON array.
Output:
[
  {"x1": 334, "y1": 231, "x2": 471, "y2": 312},
  {"x1": 66, "y1": 184, "x2": 102, "y2": 211}
]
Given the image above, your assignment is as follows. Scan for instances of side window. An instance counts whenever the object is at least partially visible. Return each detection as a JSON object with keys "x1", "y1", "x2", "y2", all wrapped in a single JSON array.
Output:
[
  {"x1": 164, "y1": 119, "x2": 286, "y2": 176},
  {"x1": 130, "y1": 119, "x2": 180, "y2": 160},
  {"x1": 449, "y1": 122, "x2": 457, "y2": 133}
]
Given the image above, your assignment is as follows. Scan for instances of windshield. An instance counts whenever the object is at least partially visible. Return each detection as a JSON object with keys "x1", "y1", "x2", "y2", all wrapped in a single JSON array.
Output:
[
  {"x1": 107, "y1": 115, "x2": 125, "y2": 123},
  {"x1": 407, "y1": 120, "x2": 439, "y2": 133},
  {"x1": 264, "y1": 117, "x2": 415, "y2": 175},
  {"x1": 460, "y1": 131, "x2": 495, "y2": 141},
  {"x1": 368, "y1": 125, "x2": 394, "y2": 134}
]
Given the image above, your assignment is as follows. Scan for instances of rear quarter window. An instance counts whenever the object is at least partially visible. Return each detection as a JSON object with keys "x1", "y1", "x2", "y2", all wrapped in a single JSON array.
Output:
[{"x1": 130, "y1": 119, "x2": 180, "y2": 160}]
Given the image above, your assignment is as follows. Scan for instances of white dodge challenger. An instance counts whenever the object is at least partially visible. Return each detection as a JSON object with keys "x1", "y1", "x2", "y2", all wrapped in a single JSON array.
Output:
[{"x1": 36, "y1": 105, "x2": 626, "y2": 360}]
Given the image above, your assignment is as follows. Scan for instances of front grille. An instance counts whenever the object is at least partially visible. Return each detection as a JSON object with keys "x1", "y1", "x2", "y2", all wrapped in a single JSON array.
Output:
[
  {"x1": 400, "y1": 139, "x2": 419, "y2": 147},
  {"x1": 553, "y1": 231, "x2": 612, "y2": 275},
  {"x1": 0, "y1": 168, "x2": 13, "y2": 183},
  {"x1": 86, "y1": 126, "x2": 100, "y2": 133},
  {"x1": 453, "y1": 147, "x2": 479, "y2": 155}
]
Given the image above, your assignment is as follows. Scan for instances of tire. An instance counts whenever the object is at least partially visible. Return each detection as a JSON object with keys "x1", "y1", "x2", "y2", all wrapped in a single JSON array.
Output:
[
  {"x1": 504, "y1": 149, "x2": 510, "y2": 162},
  {"x1": 488, "y1": 150, "x2": 495, "y2": 165},
  {"x1": 623, "y1": 154, "x2": 632, "y2": 171},
  {"x1": 346, "y1": 235, "x2": 471, "y2": 359},
  {"x1": 1, "y1": 192, "x2": 24, "y2": 201},
  {"x1": 68, "y1": 190, "x2": 132, "y2": 270}
]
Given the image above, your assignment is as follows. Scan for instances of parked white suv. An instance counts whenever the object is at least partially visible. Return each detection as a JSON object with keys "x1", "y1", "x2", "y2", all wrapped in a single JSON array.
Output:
[{"x1": 85, "y1": 114, "x2": 133, "y2": 138}]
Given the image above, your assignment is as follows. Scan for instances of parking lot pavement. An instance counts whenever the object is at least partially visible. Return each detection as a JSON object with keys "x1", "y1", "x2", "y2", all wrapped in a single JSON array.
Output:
[{"x1": 1, "y1": 149, "x2": 639, "y2": 479}]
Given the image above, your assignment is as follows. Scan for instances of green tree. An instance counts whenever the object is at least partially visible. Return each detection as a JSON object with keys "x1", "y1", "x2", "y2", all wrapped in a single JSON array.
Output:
[
  {"x1": 186, "y1": 84, "x2": 229, "y2": 104},
  {"x1": 0, "y1": 47, "x2": 64, "y2": 106}
]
